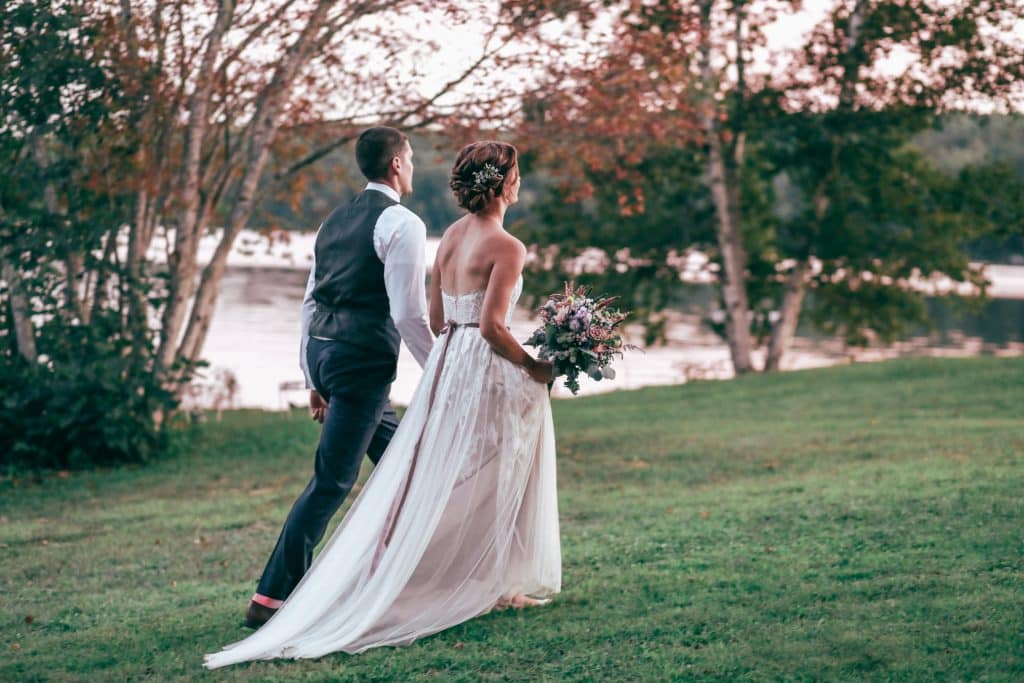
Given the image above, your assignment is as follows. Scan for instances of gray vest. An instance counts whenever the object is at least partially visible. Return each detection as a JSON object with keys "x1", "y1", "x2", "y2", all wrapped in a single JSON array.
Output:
[{"x1": 308, "y1": 189, "x2": 401, "y2": 358}]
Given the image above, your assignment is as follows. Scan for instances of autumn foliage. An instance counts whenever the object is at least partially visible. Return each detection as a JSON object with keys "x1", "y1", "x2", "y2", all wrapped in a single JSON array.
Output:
[{"x1": 514, "y1": 0, "x2": 1024, "y2": 372}]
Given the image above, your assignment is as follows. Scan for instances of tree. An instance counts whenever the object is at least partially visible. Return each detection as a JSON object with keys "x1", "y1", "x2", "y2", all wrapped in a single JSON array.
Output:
[
  {"x1": 2, "y1": 0, "x2": 572, "y2": 467},
  {"x1": 2, "y1": 1, "x2": 111, "y2": 361},
  {"x1": 756, "y1": 0, "x2": 1024, "y2": 366},
  {"x1": 518, "y1": 0, "x2": 1024, "y2": 372},
  {"x1": 517, "y1": 144, "x2": 715, "y2": 345},
  {"x1": 1, "y1": 0, "x2": 176, "y2": 469},
  {"x1": 5, "y1": 0, "x2": 563, "y2": 401},
  {"x1": 915, "y1": 114, "x2": 1024, "y2": 262},
  {"x1": 125, "y1": 0, "x2": 573, "y2": 392}
]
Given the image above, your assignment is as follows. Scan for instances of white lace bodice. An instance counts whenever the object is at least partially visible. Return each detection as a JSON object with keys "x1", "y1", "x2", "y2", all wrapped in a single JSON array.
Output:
[{"x1": 441, "y1": 275, "x2": 523, "y2": 326}]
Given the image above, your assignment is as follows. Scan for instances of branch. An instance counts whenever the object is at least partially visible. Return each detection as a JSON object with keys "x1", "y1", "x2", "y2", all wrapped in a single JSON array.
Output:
[
  {"x1": 215, "y1": 0, "x2": 301, "y2": 76},
  {"x1": 838, "y1": 0, "x2": 869, "y2": 109},
  {"x1": 731, "y1": 0, "x2": 746, "y2": 165},
  {"x1": 256, "y1": 12, "x2": 538, "y2": 195},
  {"x1": 151, "y1": 0, "x2": 166, "y2": 74},
  {"x1": 391, "y1": 16, "x2": 537, "y2": 128}
]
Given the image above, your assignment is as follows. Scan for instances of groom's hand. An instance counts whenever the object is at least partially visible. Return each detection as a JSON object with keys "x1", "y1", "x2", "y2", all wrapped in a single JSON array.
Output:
[{"x1": 310, "y1": 390, "x2": 327, "y2": 423}]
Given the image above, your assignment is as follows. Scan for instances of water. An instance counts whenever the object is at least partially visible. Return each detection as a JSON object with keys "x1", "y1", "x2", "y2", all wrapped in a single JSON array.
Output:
[{"x1": 193, "y1": 264, "x2": 1024, "y2": 411}]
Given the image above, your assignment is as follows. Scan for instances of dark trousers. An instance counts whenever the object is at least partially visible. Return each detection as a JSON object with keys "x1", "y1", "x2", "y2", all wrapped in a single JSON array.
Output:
[{"x1": 255, "y1": 338, "x2": 399, "y2": 602}]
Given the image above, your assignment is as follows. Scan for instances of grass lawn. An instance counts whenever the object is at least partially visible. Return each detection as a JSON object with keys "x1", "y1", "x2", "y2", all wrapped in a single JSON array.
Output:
[{"x1": 2, "y1": 357, "x2": 1022, "y2": 681}]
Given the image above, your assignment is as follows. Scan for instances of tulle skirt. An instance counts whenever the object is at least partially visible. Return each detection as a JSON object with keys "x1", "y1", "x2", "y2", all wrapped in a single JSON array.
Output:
[{"x1": 204, "y1": 327, "x2": 560, "y2": 668}]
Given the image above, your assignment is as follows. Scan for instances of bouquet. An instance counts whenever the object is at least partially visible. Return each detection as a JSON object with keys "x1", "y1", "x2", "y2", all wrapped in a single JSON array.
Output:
[{"x1": 526, "y1": 282, "x2": 631, "y2": 394}]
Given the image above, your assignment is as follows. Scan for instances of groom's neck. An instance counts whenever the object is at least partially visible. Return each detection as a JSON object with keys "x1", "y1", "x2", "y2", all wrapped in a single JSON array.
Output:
[{"x1": 368, "y1": 177, "x2": 403, "y2": 198}]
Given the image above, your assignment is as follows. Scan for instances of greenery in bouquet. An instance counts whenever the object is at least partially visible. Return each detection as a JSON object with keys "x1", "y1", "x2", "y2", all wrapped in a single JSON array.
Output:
[{"x1": 526, "y1": 282, "x2": 632, "y2": 394}]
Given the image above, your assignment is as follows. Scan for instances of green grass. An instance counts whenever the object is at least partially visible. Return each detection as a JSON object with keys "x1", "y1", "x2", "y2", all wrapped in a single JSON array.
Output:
[{"x1": 2, "y1": 357, "x2": 1023, "y2": 681}]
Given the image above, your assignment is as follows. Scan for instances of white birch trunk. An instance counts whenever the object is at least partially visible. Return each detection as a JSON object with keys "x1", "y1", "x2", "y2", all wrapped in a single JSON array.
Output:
[
  {"x1": 763, "y1": 0, "x2": 867, "y2": 370},
  {"x1": 698, "y1": 0, "x2": 755, "y2": 374},
  {"x1": 2, "y1": 257, "x2": 37, "y2": 363},
  {"x1": 765, "y1": 260, "x2": 809, "y2": 372},
  {"x1": 173, "y1": 1, "x2": 337, "y2": 378},
  {"x1": 156, "y1": 0, "x2": 236, "y2": 373}
]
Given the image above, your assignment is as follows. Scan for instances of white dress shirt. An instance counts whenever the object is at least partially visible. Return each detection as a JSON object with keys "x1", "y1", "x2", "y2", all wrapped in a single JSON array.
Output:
[{"x1": 299, "y1": 182, "x2": 434, "y2": 388}]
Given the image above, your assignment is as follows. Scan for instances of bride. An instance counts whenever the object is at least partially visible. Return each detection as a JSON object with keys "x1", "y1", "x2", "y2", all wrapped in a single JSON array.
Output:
[{"x1": 204, "y1": 141, "x2": 560, "y2": 668}]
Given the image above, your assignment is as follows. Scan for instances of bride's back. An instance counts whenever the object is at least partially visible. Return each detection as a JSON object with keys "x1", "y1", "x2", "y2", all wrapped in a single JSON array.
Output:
[{"x1": 435, "y1": 216, "x2": 514, "y2": 296}]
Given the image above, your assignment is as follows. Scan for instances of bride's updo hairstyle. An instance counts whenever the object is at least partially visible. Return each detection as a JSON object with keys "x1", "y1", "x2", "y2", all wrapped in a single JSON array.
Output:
[{"x1": 449, "y1": 141, "x2": 518, "y2": 214}]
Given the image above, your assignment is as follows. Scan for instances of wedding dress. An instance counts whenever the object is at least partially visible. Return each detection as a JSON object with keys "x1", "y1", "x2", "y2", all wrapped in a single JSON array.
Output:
[{"x1": 205, "y1": 275, "x2": 560, "y2": 668}]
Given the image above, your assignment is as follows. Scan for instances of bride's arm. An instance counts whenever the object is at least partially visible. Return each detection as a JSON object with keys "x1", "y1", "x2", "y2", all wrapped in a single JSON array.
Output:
[
  {"x1": 429, "y1": 257, "x2": 445, "y2": 336},
  {"x1": 479, "y1": 240, "x2": 553, "y2": 384}
]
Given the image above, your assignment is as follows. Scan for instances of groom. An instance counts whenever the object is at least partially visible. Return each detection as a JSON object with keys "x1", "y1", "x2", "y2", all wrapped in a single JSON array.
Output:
[{"x1": 244, "y1": 126, "x2": 433, "y2": 629}]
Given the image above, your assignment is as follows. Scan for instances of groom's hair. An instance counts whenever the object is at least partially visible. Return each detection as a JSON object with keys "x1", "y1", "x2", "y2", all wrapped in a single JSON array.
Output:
[{"x1": 356, "y1": 127, "x2": 408, "y2": 181}]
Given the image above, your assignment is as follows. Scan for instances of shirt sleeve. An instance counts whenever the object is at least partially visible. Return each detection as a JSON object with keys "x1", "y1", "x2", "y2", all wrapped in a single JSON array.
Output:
[
  {"x1": 299, "y1": 232, "x2": 318, "y2": 390},
  {"x1": 375, "y1": 207, "x2": 434, "y2": 368}
]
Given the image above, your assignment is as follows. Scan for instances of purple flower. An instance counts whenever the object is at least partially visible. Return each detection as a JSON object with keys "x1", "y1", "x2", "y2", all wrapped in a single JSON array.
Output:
[{"x1": 525, "y1": 282, "x2": 632, "y2": 395}]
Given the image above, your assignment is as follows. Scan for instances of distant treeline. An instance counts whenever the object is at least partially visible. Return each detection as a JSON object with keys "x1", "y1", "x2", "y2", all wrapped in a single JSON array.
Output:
[
  {"x1": 251, "y1": 116, "x2": 1024, "y2": 263},
  {"x1": 914, "y1": 115, "x2": 1024, "y2": 263},
  {"x1": 251, "y1": 132, "x2": 472, "y2": 235}
]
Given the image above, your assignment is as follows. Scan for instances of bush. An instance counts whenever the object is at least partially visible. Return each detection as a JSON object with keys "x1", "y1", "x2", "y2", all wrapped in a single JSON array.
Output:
[{"x1": 0, "y1": 322, "x2": 180, "y2": 472}]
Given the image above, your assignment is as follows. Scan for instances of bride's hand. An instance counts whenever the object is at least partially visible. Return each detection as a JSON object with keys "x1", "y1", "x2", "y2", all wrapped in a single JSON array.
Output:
[{"x1": 525, "y1": 357, "x2": 554, "y2": 385}]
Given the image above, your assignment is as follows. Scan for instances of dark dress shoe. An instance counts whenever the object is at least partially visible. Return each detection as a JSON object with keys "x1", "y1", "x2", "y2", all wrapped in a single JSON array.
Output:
[{"x1": 243, "y1": 600, "x2": 278, "y2": 629}]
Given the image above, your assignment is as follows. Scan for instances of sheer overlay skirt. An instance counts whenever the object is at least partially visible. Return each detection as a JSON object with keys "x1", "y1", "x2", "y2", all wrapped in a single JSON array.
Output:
[{"x1": 204, "y1": 328, "x2": 560, "y2": 668}]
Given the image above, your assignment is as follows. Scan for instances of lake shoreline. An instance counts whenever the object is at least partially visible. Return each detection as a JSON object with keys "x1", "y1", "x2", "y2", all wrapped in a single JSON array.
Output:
[
  {"x1": 151, "y1": 228, "x2": 1024, "y2": 298},
  {"x1": 188, "y1": 263, "x2": 1023, "y2": 411},
  {"x1": 175, "y1": 229, "x2": 1024, "y2": 411}
]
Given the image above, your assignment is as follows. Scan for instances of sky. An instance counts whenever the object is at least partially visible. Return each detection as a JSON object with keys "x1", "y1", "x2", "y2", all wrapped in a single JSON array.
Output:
[
  {"x1": 402, "y1": 0, "x2": 1022, "y2": 117},
  {"x1": 410, "y1": 1, "x2": 831, "y2": 100}
]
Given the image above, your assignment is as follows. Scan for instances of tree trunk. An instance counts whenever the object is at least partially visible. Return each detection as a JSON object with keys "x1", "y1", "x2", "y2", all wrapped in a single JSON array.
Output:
[
  {"x1": 33, "y1": 136, "x2": 88, "y2": 322},
  {"x1": 765, "y1": 260, "x2": 810, "y2": 372},
  {"x1": 155, "y1": 0, "x2": 235, "y2": 374},
  {"x1": 2, "y1": 257, "x2": 37, "y2": 363},
  {"x1": 86, "y1": 228, "x2": 118, "y2": 323},
  {"x1": 698, "y1": 0, "x2": 755, "y2": 374},
  {"x1": 707, "y1": 140, "x2": 755, "y2": 374},
  {"x1": 175, "y1": 158, "x2": 268, "y2": 372},
  {"x1": 126, "y1": 188, "x2": 156, "y2": 356},
  {"x1": 171, "y1": 1, "x2": 336, "y2": 389},
  {"x1": 762, "y1": 1, "x2": 867, "y2": 372},
  {"x1": 65, "y1": 253, "x2": 86, "y2": 321}
]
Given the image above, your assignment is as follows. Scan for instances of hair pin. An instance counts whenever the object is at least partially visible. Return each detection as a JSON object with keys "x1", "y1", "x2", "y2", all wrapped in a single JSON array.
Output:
[{"x1": 472, "y1": 163, "x2": 503, "y2": 190}]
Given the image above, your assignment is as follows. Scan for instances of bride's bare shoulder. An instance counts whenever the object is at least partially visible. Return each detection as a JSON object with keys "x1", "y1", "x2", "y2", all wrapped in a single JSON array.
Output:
[
  {"x1": 486, "y1": 231, "x2": 526, "y2": 265},
  {"x1": 439, "y1": 216, "x2": 466, "y2": 239},
  {"x1": 436, "y1": 217, "x2": 469, "y2": 258}
]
